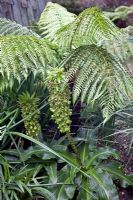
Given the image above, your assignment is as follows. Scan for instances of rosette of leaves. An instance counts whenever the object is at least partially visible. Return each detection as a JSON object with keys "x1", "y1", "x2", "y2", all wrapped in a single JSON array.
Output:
[
  {"x1": 19, "y1": 92, "x2": 41, "y2": 138},
  {"x1": 47, "y1": 67, "x2": 72, "y2": 134}
]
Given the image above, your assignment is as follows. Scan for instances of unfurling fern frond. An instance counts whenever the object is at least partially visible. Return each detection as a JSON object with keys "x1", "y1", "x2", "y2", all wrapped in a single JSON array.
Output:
[
  {"x1": 104, "y1": 6, "x2": 133, "y2": 21},
  {"x1": 0, "y1": 18, "x2": 39, "y2": 37},
  {"x1": 38, "y1": 2, "x2": 76, "y2": 40},
  {"x1": 0, "y1": 36, "x2": 57, "y2": 91},
  {"x1": 56, "y1": 7, "x2": 122, "y2": 50},
  {"x1": 62, "y1": 45, "x2": 133, "y2": 121},
  {"x1": 19, "y1": 92, "x2": 41, "y2": 138}
]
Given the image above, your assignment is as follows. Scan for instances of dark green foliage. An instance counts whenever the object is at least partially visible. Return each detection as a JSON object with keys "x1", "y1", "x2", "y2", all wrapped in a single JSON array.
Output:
[
  {"x1": 0, "y1": 151, "x2": 56, "y2": 200},
  {"x1": 1, "y1": 131, "x2": 132, "y2": 200},
  {"x1": 0, "y1": 3, "x2": 132, "y2": 200}
]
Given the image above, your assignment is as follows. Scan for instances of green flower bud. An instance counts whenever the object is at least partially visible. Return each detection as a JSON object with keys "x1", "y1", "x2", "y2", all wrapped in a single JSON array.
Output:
[{"x1": 19, "y1": 92, "x2": 41, "y2": 138}]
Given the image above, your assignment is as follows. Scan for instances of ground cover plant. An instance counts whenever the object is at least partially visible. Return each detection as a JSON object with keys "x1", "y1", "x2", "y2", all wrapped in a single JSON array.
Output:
[{"x1": 0, "y1": 2, "x2": 133, "y2": 200}]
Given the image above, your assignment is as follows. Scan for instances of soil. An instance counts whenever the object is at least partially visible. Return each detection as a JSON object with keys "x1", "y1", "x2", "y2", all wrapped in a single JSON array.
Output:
[
  {"x1": 113, "y1": 118, "x2": 133, "y2": 200},
  {"x1": 118, "y1": 186, "x2": 133, "y2": 200}
]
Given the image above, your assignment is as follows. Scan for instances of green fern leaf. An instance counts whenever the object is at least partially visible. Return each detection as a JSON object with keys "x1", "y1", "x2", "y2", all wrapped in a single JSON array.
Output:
[
  {"x1": 56, "y1": 7, "x2": 122, "y2": 50},
  {"x1": 38, "y1": 2, "x2": 76, "y2": 40},
  {"x1": 61, "y1": 45, "x2": 133, "y2": 121},
  {"x1": 0, "y1": 18, "x2": 39, "y2": 37},
  {"x1": 102, "y1": 26, "x2": 133, "y2": 63},
  {"x1": 0, "y1": 36, "x2": 57, "y2": 91}
]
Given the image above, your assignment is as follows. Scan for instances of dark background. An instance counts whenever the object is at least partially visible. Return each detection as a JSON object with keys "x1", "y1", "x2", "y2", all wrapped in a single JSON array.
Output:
[{"x1": 0, "y1": 0, "x2": 133, "y2": 26}]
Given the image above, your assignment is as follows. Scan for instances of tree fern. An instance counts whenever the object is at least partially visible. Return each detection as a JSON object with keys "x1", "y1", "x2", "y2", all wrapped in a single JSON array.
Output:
[
  {"x1": 38, "y1": 2, "x2": 76, "y2": 40},
  {"x1": 0, "y1": 36, "x2": 57, "y2": 91},
  {"x1": 0, "y1": 4, "x2": 132, "y2": 122},
  {"x1": 56, "y1": 7, "x2": 122, "y2": 50},
  {"x1": 61, "y1": 45, "x2": 133, "y2": 121},
  {"x1": 0, "y1": 18, "x2": 39, "y2": 37}
]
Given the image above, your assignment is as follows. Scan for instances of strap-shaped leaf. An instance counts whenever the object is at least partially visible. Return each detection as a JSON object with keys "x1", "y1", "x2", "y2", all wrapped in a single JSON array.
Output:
[{"x1": 32, "y1": 187, "x2": 56, "y2": 200}]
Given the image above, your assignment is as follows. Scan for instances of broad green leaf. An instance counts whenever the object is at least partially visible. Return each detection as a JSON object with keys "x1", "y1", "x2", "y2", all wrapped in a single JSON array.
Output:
[
  {"x1": 21, "y1": 146, "x2": 56, "y2": 161},
  {"x1": 7, "y1": 132, "x2": 90, "y2": 183},
  {"x1": 57, "y1": 151, "x2": 78, "y2": 166},
  {"x1": 77, "y1": 177, "x2": 91, "y2": 200},
  {"x1": 56, "y1": 179, "x2": 76, "y2": 200},
  {"x1": 87, "y1": 168, "x2": 110, "y2": 200},
  {"x1": 90, "y1": 170, "x2": 119, "y2": 200},
  {"x1": 79, "y1": 143, "x2": 88, "y2": 166},
  {"x1": 101, "y1": 162, "x2": 133, "y2": 186},
  {"x1": 55, "y1": 165, "x2": 76, "y2": 200},
  {"x1": 32, "y1": 187, "x2": 56, "y2": 200},
  {"x1": 45, "y1": 162, "x2": 57, "y2": 184},
  {"x1": 6, "y1": 132, "x2": 120, "y2": 200},
  {"x1": 87, "y1": 148, "x2": 118, "y2": 168}
]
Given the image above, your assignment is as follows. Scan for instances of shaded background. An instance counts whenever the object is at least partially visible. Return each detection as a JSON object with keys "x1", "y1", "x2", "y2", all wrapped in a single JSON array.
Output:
[
  {"x1": 53, "y1": 0, "x2": 133, "y2": 13},
  {"x1": 0, "y1": 0, "x2": 50, "y2": 26},
  {"x1": 0, "y1": 0, "x2": 133, "y2": 26}
]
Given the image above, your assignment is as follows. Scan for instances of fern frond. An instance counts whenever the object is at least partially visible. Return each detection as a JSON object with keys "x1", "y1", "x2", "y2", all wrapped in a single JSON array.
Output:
[
  {"x1": 61, "y1": 45, "x2": 133, "y2": 121},
  {"x1": 123, "y1": 25, "x2": 133, "y2": 36},
  {"x1": 0, "y1": 36, "x2": 57, "y2": 91},
  {"x1": 104, "y1": 6, "x2": 133, "y2": 21},
  {"x1": 38, "y1": 2, "x2": 76, "y2": 40},
  {"x1": 0, "y1": 18, "x2": 39, "y2": 37},
  {"x1": 0, "y1": 75, "x2": 14, "y2": 92},
  {"x1": 56, "y1": 7, "x2": 122, "y2": 50},
  {"x1": 102, "y1": 26, "x2": 133, "y2": 63}
]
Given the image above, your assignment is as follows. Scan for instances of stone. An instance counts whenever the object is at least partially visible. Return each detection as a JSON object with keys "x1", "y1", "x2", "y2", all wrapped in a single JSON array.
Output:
[{"x1": 0, "y1": 0, "x2": 51, "y2": 26}]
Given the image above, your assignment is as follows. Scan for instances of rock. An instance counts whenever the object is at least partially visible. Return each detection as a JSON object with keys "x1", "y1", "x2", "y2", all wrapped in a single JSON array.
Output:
[{"x1": 0, "y1": 0, "x2": 51, "y2": 26}]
